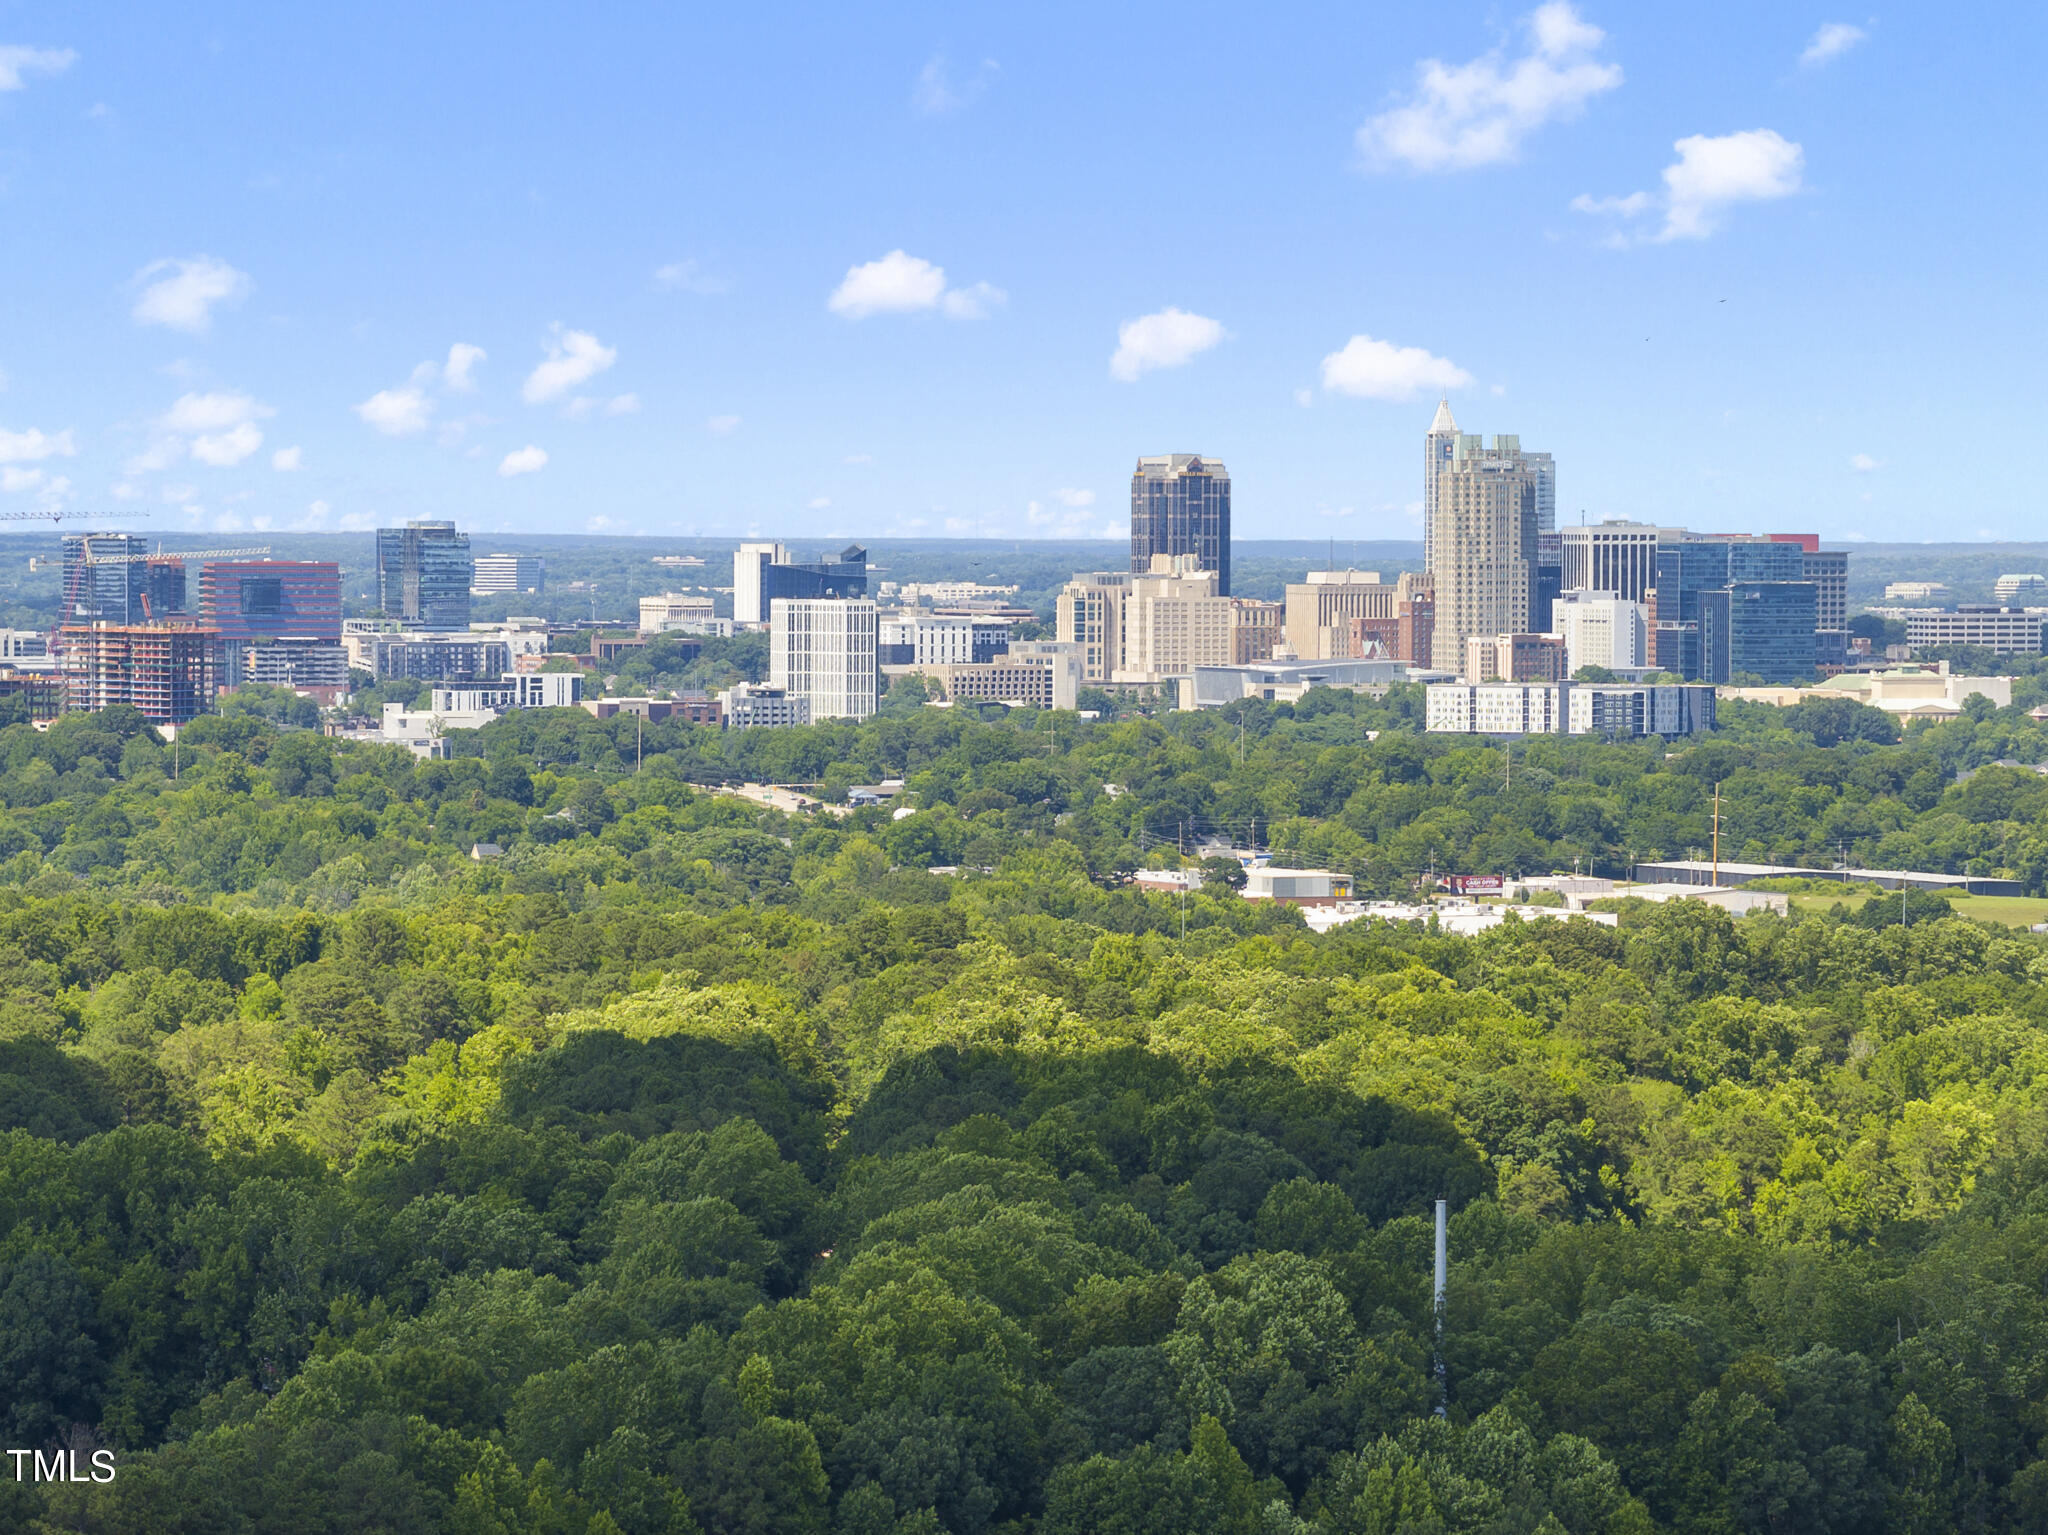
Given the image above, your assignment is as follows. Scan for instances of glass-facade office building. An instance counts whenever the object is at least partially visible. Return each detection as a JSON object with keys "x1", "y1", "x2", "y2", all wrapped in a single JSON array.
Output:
[
  {"x1": 1728, "y1": 581, "x2": 1819, "y2": 683},
  {"x1": 1652, "y1": 536, "x2": 1818, "y2": 684},
  {"x1": 1131, "y1": 455, "x2": 1231, "y2": 595},
  {"x1": 761, "y1": 545, "x2": 869, "y2": 607},
  {"x1": 376, "y1": 521, "x2": 473, "y2": 628},
  {"x1": 59, "y1": 534, "x2": 149, "y2": 625}
]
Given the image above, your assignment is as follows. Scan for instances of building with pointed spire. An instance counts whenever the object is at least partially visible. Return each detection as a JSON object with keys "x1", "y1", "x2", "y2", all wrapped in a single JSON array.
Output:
[
  {"x1": 1422, "y1": 403, "x2": 1558, "y2": 678},
  {"x1": 1422, "y1": 400, "x2": 1459, "y2": 574}
]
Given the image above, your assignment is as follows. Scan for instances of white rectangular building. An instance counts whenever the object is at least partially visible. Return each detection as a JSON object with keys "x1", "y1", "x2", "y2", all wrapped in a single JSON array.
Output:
[
  {"x1": 1554, "y1": 589, "x2": 1648, "y2": 672},
  {"x1": 471, "y1": 554, "x2": 545, "y2": 595},
  {"x1": 1427, "y1": 682, "x2": 1714, "y2": 738},
  {"x1": 640, "y1": 593, "x2": 718, "y2": 633},
  {"x1": 879, "y1": 614, "x2": 1011, "y2": 665},
  {"x1": 732, "y1": 541, "x2": 791, "y2": 625},
  {"x1": 1906, "y1": 608, "x2": 2048, "y2": 655},
  {"x1": 431, "y1": 671, "x2": 581, "y2": 713},
  {"x1": 770, "y1": 597, "x2": 877, "y2": 721},
  {"x1": 0, "y1": 629, "x2": 48, "y2": 660}
]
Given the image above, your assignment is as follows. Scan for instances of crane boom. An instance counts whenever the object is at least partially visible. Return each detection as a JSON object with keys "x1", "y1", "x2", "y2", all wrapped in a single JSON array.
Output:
[
  {"x1": 0, "y1": 508, "x2": 149, "y2": 523},
  {"x1": 80, "y1": 546, "x2": 273, "y2": 566}
]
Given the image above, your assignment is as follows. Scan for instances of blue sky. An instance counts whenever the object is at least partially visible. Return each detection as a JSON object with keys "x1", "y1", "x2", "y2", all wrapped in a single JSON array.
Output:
[{"x1": 0, "y1": 3, "x2": 2039, "y2": 547}]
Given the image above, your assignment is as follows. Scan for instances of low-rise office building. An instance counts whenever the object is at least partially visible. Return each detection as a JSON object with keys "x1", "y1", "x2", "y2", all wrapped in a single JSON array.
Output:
[
  {"x1": 582, "y1": 692, "x2": 722, "y2": 724},
  {"x1": 719, "y1": 683, "x2": 811, "y2": 730},
  {"x1": 888, "y1": 639, "x2": 1086, "y2": 711},
  {"x1": 1242, "y1": 868, "x2": 1355, "y2": 905},
  {"x1": 1179, "y1": 657, "x2": 1415, "y2": 710},
  {"x1": 431, "y1": 672, "x2": 582, "y2": 713},
  {"x1": 639, "y1": 593, "x2": 717, "y2": 633},
  {"x1": 1906, "y1": 607, "x2": 2048, "y2": 655}
]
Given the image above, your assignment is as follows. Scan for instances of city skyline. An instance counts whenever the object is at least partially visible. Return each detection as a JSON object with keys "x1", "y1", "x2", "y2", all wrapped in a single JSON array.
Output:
[{"x1": 1, "y1": 5, "x2": 2040, "y2": 544}]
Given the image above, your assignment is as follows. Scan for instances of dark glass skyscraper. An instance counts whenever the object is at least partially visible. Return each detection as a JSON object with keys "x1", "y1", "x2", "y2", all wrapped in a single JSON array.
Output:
[
  {"x1": 1131, "y1": 455, "x2": 1230, "y2": 595},
  {"x1": 376, "y1": 521, "x2": 473, "y2": 628},
  {"x1": 1728, "y1": 581, "x2": 1819, "y2": 683},
  {"x1": 59, "y1": 533, "x2": 148, "y2": 624}
]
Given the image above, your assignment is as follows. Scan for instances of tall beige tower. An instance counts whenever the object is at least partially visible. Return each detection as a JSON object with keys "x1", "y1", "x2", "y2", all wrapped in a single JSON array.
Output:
[{"x1": 1430, "y1": 441, "x2": 1539, "y2": 676}]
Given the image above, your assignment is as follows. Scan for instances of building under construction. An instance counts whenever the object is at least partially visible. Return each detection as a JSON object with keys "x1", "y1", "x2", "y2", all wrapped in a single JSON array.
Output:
[{"x1": 61, "y1": 623, "x2": 223, "y2": 724}]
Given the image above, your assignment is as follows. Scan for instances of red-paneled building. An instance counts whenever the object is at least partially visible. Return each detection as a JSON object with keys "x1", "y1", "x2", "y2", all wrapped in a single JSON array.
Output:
[{"x1": 198, "y1": 561, "x2": 343, "y2": 645}]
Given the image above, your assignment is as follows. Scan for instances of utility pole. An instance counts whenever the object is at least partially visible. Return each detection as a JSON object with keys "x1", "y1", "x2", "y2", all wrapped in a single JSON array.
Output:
[
  {"x1": 1711, "y1": 781, "x2": 1722, "y2": 885},
  {"x1": 1432, "y1": 1196, "x2": 1449, "y2": 1417},
  {"x1": 636, "y1": 715, "x2": 643, "y2": 774}
]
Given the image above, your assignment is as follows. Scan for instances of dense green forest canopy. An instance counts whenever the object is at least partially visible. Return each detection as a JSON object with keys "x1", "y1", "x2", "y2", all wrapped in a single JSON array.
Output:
[{"x1": 9, "y1": 692, "x2": 2048, "y2": 1532}]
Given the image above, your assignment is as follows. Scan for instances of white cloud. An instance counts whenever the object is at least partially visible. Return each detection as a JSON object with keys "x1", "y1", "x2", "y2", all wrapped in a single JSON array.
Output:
[
  {"x1": 706, "y1": 414, "x2": 742, "y2": 436},
  {"x1": 0, "y1": 426, "x2": 75, "y2": 463},
  {"x1": 1800, "y1": 22, "x2": 1866, "y2": 67},
  {"x1": 162, "y1": 391, "x2": 267, "y2": 434},
  {"x1": 1659, "y1": 129, "x2": 1803, "y2": 239},
  {"x1": 354, "y1": 385, "x2": 433, "y2": 435},
  {"x1": 306, "y1": 499, "x2": 331, "y2": 525},
  {"x1": 844, "y1": 452, "x2": 874, "y2": 465},
  {"x1": 191, "y1": 422, "x2": 263, "y2": 467},
  {"x1": 1357, "y1": 2, "x2": 1621, "y2": 172},
  {"x1": 121, "y1": 392, "x2": 274, "y2": 472},
  {"x1": 12, "y1": 471, "x2": 72, "y2": 513},
  {"x1": 563, "y1": 392, "x2": 642, "y2": 421},
  {"x1": 443, "y1": 342, "x2": 486, "y2": 391},
  {"x1": 499, "y1": 444, "x2": 548, "y2": 476},
  {"x1": 272, "y1": 445, "x2": 302, "y2": 471},
  {"x1": 941, "y1": 281, "x2": 1007, "y2": 320},
  {"x1": 829, "y1": 250, "x2": 946, "y2": 317},
  {"x1": 1109, "y1": 307, "x2": 1225, "y2": 381},
  {"x1": 1055, "y1": 488, "x2": 1095, "y2": 508},
  {"x1": 522, "y1": 327, "x2": 616, "y2": 404},
  {"x1": 131, "y1": 256, "x2": 250, "y2": 334},
  {"x1": 1850, "y1": 453, "x2": 1883, "y2": 472},
  {"x1": 1569, "y1": 190, "x2": 1654, "y2": 217},
  {"x1": 1574, "y1": 128, "x2": 1804, "y2": 242},
  {"x1": 1320, "y1": 335, "x2": 1473, "y2": 401},
  {"x1": 913, "y1": 54, "x2": 999, "y2": 115},
  {"x1": 654, "y1": 260, "x2": 730, "y2": 294},
  {"x1": 0, "y1": 45, "x2": 77, "y2": 92},
  {"x1": 1294, "y1": 388, "x2": 1314, "y2": 408},
  {"x1": 807, "y1": 496, "x2": 832, "y2": 510}
]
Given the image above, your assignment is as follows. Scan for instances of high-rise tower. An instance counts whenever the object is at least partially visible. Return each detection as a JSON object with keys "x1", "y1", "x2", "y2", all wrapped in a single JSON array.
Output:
[
  {"x1": 1429, "y1": 437, "x2": 1541, "y2": 675},
  {"x1": 1422, "y1": 402, "x2": 1553, "y2": 572},
  {"x1": 375, "y1": 521, "x2": 473, "y2": 628},
  {"x1": 1422, "y1": 400, "x2": 1459, "y2": 573},
  {"x1": 1131, "y1": 455, "x2": 1230, "y2": 595}
]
